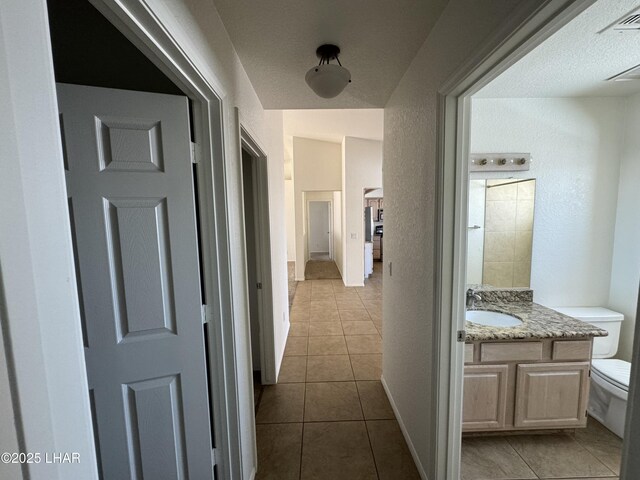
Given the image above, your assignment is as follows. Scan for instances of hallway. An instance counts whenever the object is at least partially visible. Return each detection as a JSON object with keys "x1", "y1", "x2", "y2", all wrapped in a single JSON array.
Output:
[{"x1": 254, "y1": 264, "x2": 419, "y2": 479}]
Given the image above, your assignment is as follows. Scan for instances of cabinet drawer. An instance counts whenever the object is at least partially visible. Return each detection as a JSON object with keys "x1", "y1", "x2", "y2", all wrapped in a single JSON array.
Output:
[
  {"x1": 480, "y1": 342, "x2": 543, "y2": 362},
  {"x1": 552, "y1": 340, "x2": 592, "y2": 360},
  {"x1": 464, "y1": 344, "x2": 474, "y2": 363}
]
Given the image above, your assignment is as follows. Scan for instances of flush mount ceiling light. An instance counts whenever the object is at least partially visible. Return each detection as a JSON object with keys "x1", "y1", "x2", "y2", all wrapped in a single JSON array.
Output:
[{"x1": 305, "y1": 44, "x2": 351, "y2": 99}]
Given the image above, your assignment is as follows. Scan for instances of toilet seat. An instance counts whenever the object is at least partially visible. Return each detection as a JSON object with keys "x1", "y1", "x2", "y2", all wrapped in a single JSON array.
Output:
[{"x1": 591, "y1": 359, "x2": 630, "y2": 392}]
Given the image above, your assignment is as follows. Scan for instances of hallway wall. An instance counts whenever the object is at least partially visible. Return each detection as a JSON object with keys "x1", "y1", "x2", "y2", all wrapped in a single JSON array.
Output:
[
  {"x1": 342, "y1": 137, "x2": 383, "y2": 286},
  {"x1": 382, "y1": 0, "x2": 543, "y2": 477},
  {"x1": 292, "y1": 137, "x2": 342, "y2": 280}
]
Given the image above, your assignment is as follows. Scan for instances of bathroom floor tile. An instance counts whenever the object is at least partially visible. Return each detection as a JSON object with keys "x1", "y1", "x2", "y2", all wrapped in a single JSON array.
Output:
[
  {"x1": 256, "y1": 384, "x2": 305, "y2": 424},
  {"x1": 573, "y1": 417, "x2": 623, "y2": 475},
  {"x1": 461, "y1": 437, "x2": 537, "y2": 480},
  {"x1": 301, "y1": 421, "x2": 377, "y2": 480},
  {"x1": 508, "y1": 434, "x2": 615, "y2": 479},
  {"x1": 255, "y1": 423, "x2": 302, "y2": 480},
  {"x1": 366, "y1": 420, "x2": 421, "y2": 480},
  {"x1": 304, "y1": 381, "x2": 363, "y2": 422},
  {"x1": 350, "y1": 354, "x2": 382, "y2": 380},
  {"x1": 306, "y1": 355, "x2": 354, "y2": 382},
  {"x1": 345, "y1": 334, "x2": 383, "y2": 354},
  {"x1": 307, "y1": 336, "x2": 348, "y2": 355},
  {"x1": 278, "y1": 356, "x2": 307, "y2": 383}
]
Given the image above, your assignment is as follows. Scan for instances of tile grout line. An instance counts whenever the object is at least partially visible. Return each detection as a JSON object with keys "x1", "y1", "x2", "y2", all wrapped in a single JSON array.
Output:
[
  {"x1": 503, "y1": 435, "x2": 543, "y2": 479},
  {"x1": 351, "y1": 346, "x2": 382, "y2": 480}
]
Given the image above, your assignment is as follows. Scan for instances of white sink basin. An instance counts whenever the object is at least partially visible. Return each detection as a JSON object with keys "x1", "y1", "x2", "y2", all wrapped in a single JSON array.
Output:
[{"x1": 467, "y1": 310, "x2": 522, "y2": 327}]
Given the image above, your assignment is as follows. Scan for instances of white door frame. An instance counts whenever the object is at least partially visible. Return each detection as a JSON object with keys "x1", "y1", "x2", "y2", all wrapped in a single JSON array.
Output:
[
  {"x1": 307, "y1": 199, "x2": 333, "y2": 259},
  {"x1": 236, "y1": 110, "x2": 278, "y2": 386},
  {"x1": 432, "y1": 1, "x2": 598, "y2": 478}
]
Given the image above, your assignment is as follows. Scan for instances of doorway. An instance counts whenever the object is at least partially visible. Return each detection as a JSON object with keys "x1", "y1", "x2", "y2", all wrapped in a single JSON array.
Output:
[
  {"x1": 238, "y1": 123, "x2": 277, "y2": 387},
  {"x1": 308, "y1": 201, "x2": 332, "y2": 261},
  {"x1": 435, "y1": 1, "x2": 637, "y2": 478},
  {"x1": 44, "y1": 0, "x2": 243, "y2": 477}
]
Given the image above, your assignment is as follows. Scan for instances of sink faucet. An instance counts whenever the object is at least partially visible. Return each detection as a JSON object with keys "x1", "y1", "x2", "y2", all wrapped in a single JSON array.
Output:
[{"x1": 466, "y1": 288, "x2": 481, "y2": 308}]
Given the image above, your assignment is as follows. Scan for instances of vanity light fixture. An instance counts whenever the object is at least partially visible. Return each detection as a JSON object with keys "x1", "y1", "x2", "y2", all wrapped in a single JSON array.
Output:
[
  {"x1": 469, "y1": 153, "x2": 531, "y2": 172},
  {"x1": 305, "y1": 44, "x2": 351, "y2": 99}
]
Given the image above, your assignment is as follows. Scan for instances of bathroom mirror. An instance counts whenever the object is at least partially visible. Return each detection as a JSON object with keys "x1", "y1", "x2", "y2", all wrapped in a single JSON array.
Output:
[{"x1": 466, "y1": 178, "x2": 536, "y2": 288}]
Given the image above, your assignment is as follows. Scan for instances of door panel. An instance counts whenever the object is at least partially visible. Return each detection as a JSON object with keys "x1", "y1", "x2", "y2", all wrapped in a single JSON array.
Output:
[{"x1": 58, "y1": 83, "x2": 212, "y2": 479}]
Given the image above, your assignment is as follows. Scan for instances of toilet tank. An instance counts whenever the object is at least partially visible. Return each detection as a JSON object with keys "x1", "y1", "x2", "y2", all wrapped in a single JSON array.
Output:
[{"x1": 551, "y1": 307, "x2": 624, "y2": 359}]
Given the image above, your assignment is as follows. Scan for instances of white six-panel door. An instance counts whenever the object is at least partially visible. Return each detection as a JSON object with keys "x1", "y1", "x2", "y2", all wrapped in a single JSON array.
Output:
[{"x1": 58, "y1": 83, "x2": 213, "y2": 480}]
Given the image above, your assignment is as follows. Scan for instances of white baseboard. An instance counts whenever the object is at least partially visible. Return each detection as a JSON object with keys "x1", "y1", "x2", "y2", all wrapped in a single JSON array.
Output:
[{"x1": 380, "y1": 375, "x2": 429, "y2": 480}]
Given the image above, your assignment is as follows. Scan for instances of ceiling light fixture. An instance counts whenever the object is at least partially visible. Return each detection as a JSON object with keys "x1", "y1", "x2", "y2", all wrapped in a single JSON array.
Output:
[{"x1": 305, "y1": 44, "x2": 351, "y2": 99}]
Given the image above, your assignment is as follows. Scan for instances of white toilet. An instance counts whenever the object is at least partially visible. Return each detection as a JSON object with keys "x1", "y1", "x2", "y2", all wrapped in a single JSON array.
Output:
[{"x1": 552, "y1": 307, "x2": 629, "y2": 437}]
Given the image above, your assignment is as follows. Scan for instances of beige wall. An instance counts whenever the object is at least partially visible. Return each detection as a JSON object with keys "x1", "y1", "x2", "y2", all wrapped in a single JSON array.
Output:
[{"x1": 482, "y1": 179, "x2": 535, "y2": 288}]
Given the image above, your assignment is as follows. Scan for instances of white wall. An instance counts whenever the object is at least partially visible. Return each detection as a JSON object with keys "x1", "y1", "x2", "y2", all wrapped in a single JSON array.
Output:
[
  {"x1": 285, "y1": 179, "x2": 296, "y2": 261},
  {"x1": 308, "y1": 202, "x2": 331, "y2": 253},
  {"x1": 292, "y1": 137, "x2": 342, "y2": 280},
  {"x1": 1, "y1": 1, "x2": 98, "y2": 478},
  {"x1": 383, "y1": 1, "x2": 541, "y2": 477},
  {"x1": 333, "y1": 191, "x2": 344, "y2": 277},
  {"x1": 263, "y1": 110, "x2": 290, "y2": 379},
  {"x1": 470, "y1": 97, "x2": 625, "y2": 306},
  {"x1": 610, "y1": 93, "x2": 640, "y2": 362},
  {"x1": 342, "y1": 137, "x2": 383, "y2": 286}
]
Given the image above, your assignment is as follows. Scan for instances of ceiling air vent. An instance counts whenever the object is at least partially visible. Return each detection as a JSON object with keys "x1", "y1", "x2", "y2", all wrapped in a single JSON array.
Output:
[
  {"x1": 607, "y1": 63, "x2": 640, "y2": 82},
  {"x1": 615, "y1": 13, "x2": 640, "y2": 30},
  {"x1": 600, "y1": 8, "x2": 640, "y2": 33}
]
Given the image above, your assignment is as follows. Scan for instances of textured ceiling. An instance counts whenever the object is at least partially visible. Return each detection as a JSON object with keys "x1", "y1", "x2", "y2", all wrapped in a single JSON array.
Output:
[
  {"x1": 478, "y1": 0, "x2": 640, "y2": 98},
  {"x1": 212, "y1": 0, "x2": 448, "y2": 109}
]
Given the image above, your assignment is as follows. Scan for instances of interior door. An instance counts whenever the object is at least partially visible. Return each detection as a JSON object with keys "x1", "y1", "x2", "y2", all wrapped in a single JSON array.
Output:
[{"x1": 58, "y1": 83, "x2": 213, "y2": 479}]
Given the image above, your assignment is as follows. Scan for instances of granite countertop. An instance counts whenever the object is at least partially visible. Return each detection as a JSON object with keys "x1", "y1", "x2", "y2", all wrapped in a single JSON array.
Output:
[{"x1": 465, "y1": 287, "x2": 609, "y2": 342}]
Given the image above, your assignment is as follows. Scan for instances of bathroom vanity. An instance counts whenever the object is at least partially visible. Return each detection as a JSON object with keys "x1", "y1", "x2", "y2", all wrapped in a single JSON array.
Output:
[{"x1": 463, "y1": 287, "x2": 607, "y2": 433}]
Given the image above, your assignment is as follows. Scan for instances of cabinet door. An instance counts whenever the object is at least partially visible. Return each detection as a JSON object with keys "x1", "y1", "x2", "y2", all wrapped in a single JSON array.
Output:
[
  {"x1": 514, "y1": 362, "x2": 590, "y2": 429},
  {"x1": 462, "y1": 364, "x2": 509, "y2": 431}
]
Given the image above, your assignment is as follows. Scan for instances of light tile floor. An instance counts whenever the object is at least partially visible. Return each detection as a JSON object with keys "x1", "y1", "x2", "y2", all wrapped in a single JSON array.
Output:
[
  {"x1": 255, "y1": 263, "x2": 421, "y2": 480},
  {"x1": 461, "y1": 416, "x2": 622, "y2": 479},
  {"x1": 269, "y1": 263, "x2": 623, "y2": 480}
]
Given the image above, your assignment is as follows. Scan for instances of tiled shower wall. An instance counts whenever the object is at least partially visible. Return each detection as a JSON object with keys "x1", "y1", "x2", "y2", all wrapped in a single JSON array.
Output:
[{"x1": 483, "y1": 179, "x2": 535, "y2": 288}]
